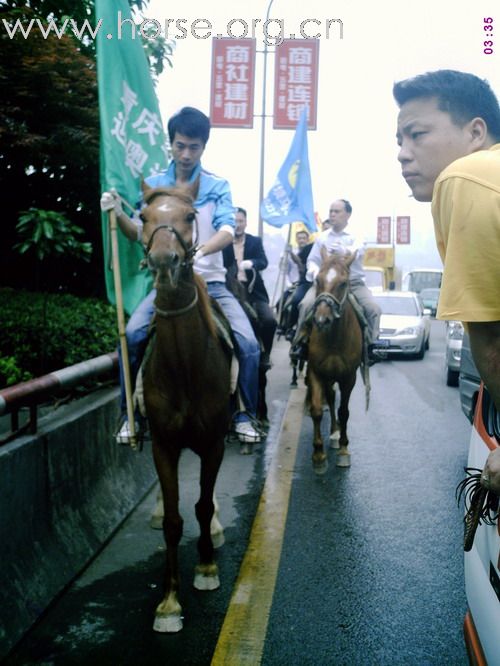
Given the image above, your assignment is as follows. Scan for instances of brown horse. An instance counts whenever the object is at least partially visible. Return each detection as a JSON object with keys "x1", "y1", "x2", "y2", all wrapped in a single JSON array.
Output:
[
  {"x1": 306, "y1": 250, "x2": 364, "y2": 474},
  {"x1": 140, "y1": 179, "x2": 231, "y2": 632}
]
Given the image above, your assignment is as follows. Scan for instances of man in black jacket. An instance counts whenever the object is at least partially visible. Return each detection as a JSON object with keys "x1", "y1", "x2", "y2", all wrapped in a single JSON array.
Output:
[
  {"x1": 285, "y1": 229, "x2": 314, "y2": 336},
  {"x1": 223, "y1": 207, "x2": 277, "y2": 369}
]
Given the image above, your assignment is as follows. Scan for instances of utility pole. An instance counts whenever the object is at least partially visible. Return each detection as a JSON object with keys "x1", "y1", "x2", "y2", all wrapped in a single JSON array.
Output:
[{"x1": 257, "y1": 0, "x2": 275, "y2": 238}]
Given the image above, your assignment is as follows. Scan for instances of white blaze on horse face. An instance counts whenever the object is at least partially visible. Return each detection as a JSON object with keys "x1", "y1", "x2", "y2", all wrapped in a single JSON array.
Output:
[
  {"x1": 157, "y1": 202, "x2": 173, "y2": 213},
  {"x1": 326, "y1": 267, "x2": 338, "y2": 284}
]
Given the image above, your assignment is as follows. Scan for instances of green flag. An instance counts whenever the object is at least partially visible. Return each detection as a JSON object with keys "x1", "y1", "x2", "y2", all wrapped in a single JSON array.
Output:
[{"x1": 96, "y1": 0, "x2": 168, "y2": 314}]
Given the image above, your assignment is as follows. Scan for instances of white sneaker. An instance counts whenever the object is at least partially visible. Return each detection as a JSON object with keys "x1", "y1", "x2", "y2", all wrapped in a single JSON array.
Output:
[
  {"x1": 116, "y1": 420, "x2": 138, "y2": 445},
  {"x1": 234, "y1": 421, "x2": 261, "y2": 443}
]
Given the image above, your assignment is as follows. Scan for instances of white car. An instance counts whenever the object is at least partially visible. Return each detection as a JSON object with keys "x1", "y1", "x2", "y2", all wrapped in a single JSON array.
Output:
[
  {"x1": 373, "y1": 291, "x2": 431, "y2": 359},
  {"x1": 462, "y1": 385, "x2": 500, "y2": 665},
  {"x1": 445, "y1": 321, "x2": 464, "y2": 386}
]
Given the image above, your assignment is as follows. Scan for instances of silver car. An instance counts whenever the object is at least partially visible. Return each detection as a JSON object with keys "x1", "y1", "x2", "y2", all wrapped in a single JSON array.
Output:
[
  {"x1": 444, "y1": 320, "x2": 463, "y2": 386},
  {"x1": 373, "y1": 291, "x2": 431, "y2": 359}
]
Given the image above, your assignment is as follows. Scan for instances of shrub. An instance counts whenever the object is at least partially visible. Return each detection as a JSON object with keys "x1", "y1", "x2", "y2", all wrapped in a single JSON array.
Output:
[{"x1": 0, "y1": 288, "x2": 119, "y2": 388}]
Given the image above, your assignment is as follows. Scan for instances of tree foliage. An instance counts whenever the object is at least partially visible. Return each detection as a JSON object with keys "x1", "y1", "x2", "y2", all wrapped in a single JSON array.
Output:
[{"x1": 0, "y1": 0, "x2": 172, "y2": 296}]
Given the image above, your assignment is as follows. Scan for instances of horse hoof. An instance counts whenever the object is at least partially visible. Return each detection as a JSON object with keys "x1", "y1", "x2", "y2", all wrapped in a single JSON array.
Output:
[
  {"x1": 336, "y1": 453, "x2": 351, "y2": 468},
  {"x1": 150, "y1": 514, "x2": 163, "y2": 530},
  {"x1": 313, "y1": 458, "x2": 328, "y2": 475},
  {"x1": 153, "y1": 613, "x2": 183, "y2": 633},
  {"x1": 194, "y1": 564, "x2": 220, "y2": 591}
]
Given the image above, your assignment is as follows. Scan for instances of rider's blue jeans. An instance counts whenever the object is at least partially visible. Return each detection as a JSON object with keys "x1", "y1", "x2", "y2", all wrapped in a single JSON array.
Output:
[{"x1": 118, "y1": 282, "x2": 260, "y2": 423}]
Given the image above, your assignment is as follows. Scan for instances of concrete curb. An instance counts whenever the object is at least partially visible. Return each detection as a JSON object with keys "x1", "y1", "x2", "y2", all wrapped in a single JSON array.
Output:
[{"x1": 0, "y1": 387, "x2": 157, "y2": 659}]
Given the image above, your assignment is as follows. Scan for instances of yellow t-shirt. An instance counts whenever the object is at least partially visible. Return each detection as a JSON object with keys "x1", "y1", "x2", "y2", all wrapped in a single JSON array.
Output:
[{"x1": 431, "y1": 143, "x2": 500, "y2": 322}]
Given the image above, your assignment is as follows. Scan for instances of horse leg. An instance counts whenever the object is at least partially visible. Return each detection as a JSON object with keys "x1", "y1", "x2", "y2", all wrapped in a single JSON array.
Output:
[
  {"x1": 290, "y1": 358, "x2": 298, "y2": 387},
  {"x1": 257, "y1": 364, "x2": 269, "y2": 430},
  {"x1": 152, "y1": 442, "x2": 184, "y2": 633},
  {"x1": 150, "y1": 485, "x2": 164, "y2": 529},
  {"x1": 325, "y1": 382, "x2": 340, "y2": 448},
  {"x1": 194, "y1": 437, "x2": 225, "y2": 591},
  {"x1": 210, "y1": 492, "x2": 225, "y2": 548},
  {"x1": 151, "y1": 487, "x2": 224, "y2": 547},
  {"x1": 308, "y1": 372, "x2": 328, "y2": 474},
  {"x1": 336, "y1": 375, "x2": 356, "y2": 468}
]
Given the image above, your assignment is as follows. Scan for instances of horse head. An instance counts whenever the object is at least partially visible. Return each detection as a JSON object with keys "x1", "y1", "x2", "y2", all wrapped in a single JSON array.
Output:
[
  {"x1": 140, "y1": 177, "x2": 199, "y2": 288},
  {"x1": 312, "y1": 249, "x2": 355, "y2": 330}
]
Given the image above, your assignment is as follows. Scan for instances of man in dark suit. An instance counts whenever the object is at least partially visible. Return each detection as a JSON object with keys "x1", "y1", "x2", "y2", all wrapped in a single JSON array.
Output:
[
  {"x1": 285, "y1": 229, "x2": 314, "y2": 337},
  {"x1": 223, "y1": 207, "x2": 277, "y2": 369}
]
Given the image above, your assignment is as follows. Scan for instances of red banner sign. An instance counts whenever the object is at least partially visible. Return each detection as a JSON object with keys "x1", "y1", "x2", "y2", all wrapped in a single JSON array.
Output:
[
  {"x1": 273, "y1": 39, "x2": 319, "y2": 129},
  {"x1": 396, "y1": 216, "x2": 411, "y2": 244},
  {"x1": 210, "y1": 38, "x2": 256, "y2": 128},
  {"x1": 377, "y1": 217, "x2": 391, "y2": 244}
]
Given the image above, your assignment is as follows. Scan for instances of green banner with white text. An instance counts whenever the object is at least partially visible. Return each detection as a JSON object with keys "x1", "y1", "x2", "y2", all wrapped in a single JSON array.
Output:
[{"x1": 96, "y1": 0, "x2": 168, "y2": 314}]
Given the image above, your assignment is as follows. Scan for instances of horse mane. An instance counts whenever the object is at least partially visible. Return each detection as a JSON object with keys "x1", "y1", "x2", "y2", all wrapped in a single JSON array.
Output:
[
  {"x1": 143, "y1": 186, "x2": 195, "y2": 208},
  {"x1": 318, "y1": 252, "x2": 351, "y2": 278},
  {"x1": 193, "y1": 272, "x2": 218, "y2": 339}
]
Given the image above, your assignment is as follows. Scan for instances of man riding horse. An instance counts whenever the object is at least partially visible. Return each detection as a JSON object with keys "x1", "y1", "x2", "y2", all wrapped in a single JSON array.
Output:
[
  {"x1": 100, "y1": 107, "x2": 263, "y2": 445},
  {"x1": 290, "y1": 198, "x2": 386, "y2": 363}
]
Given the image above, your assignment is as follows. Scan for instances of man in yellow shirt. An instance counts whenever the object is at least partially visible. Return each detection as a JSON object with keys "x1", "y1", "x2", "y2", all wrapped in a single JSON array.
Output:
[{"x1": 393, "y1": 69, "x2": 500, "y2": 494}]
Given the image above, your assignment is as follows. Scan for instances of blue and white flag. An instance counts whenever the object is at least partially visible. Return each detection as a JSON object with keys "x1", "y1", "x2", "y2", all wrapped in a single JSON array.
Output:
[{"x1": 260, "y1": 108, "x2": 316, "y2": 232}]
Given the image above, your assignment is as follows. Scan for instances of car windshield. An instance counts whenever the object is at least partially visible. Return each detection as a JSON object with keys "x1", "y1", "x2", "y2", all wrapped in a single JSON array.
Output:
[
  {"x1": 420, "y1": 288, "x2": 440, "y2": 299},
  {"x1": 375, "y1": 296, "x2": 419, "y2": 316}
]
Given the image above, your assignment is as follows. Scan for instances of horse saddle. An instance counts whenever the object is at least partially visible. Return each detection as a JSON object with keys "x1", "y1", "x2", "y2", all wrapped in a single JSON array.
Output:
[{"x1": 134, "y1": 298, "x2": 238, "y2": 418}]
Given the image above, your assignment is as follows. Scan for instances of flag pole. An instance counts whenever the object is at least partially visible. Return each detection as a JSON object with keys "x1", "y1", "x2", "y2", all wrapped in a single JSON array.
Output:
[
  {"x1": 274, "y1": 224, "x2": 293, "y2": 322},
  {"x1": 108, "y1": 209, "x2": 138, "y2": 450}
]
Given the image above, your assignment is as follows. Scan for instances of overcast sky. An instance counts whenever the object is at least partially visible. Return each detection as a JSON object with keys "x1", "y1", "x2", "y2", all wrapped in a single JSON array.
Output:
[{"x1": 146, "y1": 0, "x2": 498, "y2": 276}]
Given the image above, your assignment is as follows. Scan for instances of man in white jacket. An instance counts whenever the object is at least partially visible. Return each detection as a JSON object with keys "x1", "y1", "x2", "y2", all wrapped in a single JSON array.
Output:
[{"x1": 291, "y1": 199, "x2": 382, "y2": 361}]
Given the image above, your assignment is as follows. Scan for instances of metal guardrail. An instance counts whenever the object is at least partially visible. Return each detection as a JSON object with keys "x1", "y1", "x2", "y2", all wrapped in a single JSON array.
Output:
[{"x1": 0, "y1": 352, "x2": 119, "y2": 443}]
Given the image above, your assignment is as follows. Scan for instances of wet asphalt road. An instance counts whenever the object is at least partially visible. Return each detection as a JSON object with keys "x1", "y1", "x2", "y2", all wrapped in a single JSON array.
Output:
[{"x1": 5, "y1": 321, "x2": 471, "y2": 665}]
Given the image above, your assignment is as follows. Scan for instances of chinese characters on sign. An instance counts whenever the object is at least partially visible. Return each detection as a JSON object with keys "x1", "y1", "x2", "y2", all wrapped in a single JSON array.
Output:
[
  {"x1": 111, "y1": 81, "x2": 166, "y2": 178},
  {"x1": 210, "y1": 38, "x2": 256, "y2": 128},
  {"x1": 377, "y1": 216, "x2": 391, "y2": 244},
  {"x1": 396, "y1": 216, "x2": 411, "y2": 244},
  {"x1": 274, "y1": 39, "x2": 319, "y2": 129}
]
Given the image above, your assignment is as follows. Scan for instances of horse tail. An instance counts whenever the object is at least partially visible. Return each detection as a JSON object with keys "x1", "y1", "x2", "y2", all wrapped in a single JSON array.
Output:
[{"x1": 194, "y1": 273, "x2": 218, "y2": 339}]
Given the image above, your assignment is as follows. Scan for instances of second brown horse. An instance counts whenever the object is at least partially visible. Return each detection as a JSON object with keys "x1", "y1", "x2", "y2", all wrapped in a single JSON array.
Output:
[{"x1": 306, "y1": 250, "x2": 363, "y2": 474}]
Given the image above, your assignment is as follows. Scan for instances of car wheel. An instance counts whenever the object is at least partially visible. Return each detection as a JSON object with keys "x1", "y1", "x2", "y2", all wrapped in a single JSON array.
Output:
[
  {"x1": 446, "y1": 367, "x2": 459, "y2": 387},
  {"x1": 425, "y1": 335, "x2": 430, "y2": 351},
  {"x1": 415, "y1": 338, "x2": 425, "y2": 360}
]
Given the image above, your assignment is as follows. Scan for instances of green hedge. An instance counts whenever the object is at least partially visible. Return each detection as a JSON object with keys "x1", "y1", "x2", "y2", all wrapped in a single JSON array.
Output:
[{"x1": 0, "y1": 288, "x2": 119, "y2": 388}]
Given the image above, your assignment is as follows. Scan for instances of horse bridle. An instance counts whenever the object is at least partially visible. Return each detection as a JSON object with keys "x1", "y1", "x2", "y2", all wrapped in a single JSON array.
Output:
[
  {"x1": 143, "y1": 221, "x2": 199, "y2": 266},
  {"x1": 313, "y1": 283, "x2": 349, "y2": 320},
  {"x1": 143, "y1": 215, "x2": 200, "y2": 319}
]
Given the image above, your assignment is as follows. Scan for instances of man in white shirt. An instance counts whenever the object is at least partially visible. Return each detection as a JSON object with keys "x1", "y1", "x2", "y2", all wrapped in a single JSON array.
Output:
[{"x1": 291, "y1": 199, "x2": 382, "y2": 360}]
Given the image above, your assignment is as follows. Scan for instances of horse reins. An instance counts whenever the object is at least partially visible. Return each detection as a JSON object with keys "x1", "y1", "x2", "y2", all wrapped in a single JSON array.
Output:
[
  {"x1": 313, "y1": 285, "x2": 349, "y2": 318},
  {"x1": 142, "y1": 209, "x2": 200, "y2": 319}
]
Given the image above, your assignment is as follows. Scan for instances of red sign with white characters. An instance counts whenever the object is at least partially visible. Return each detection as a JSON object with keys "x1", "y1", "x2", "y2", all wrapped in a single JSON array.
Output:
[
  {"x1": 396, "y1": 216, "x2": 411, "y2": 244},
  {"x1": 210, "y1": 39, "x2": 256, "y2": 128},
  {"x1": 273, "y1": 39, "x2": 319, "y2": 129},
  {"x1": 377, "y1": 217, "x2": 391, "y2": 244}
]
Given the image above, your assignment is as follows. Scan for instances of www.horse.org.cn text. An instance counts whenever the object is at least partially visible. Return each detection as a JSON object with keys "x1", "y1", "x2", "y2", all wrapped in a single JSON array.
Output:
[{"x1": 1, "y1": 14, "x2": 344, "y2": 46}]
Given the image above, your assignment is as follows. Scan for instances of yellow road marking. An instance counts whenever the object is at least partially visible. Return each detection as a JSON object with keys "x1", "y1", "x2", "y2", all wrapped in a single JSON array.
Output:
[{"x1": 211, "y1": 383, "x2": 306, "y2": 665}]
